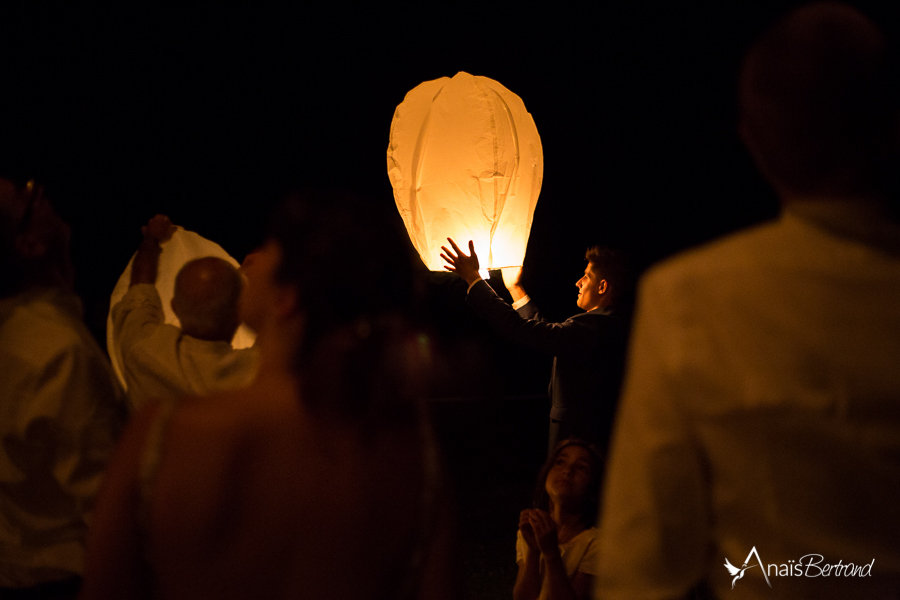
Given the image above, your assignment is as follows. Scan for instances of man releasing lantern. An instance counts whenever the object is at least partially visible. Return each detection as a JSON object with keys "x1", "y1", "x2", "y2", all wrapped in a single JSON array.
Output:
[{"x1": 387, "y1": 71, "x2": 543, "y2": 271}]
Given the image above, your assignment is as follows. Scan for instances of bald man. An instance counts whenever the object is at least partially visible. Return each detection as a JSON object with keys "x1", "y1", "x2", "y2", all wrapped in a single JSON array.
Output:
[{"x1": 111, "y1": 215, "x2": 257, "y2": 409}]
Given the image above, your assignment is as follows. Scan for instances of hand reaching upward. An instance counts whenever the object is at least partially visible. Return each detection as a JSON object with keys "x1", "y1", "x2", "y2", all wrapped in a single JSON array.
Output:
[
  {"x1": 131, "y1": 214, "x2": 175, "y2": 286},
  {"x1": 142, "y1": 214, "x2": 175, "y2": 243},
  {"x1": 440, "y1": 238, "x2": 482, "y2": 286}
]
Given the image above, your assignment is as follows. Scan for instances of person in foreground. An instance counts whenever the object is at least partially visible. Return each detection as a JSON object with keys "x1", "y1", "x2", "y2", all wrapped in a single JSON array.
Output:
[
  {"x1": 80, "y1": 194, "x2": 456, "y2": 599},
  {"x1": 111, "y1": 214, "x2": 256, "y2": 409},
  {"x1": 0, "y1": 176, "x2": 125, "y2": 599},
  {"x1": 515, "y1": 439, "x2": 603, "y2": 600},
  {"x1": 441, "y1": 239, "x2": 630, "y2": 455},
  {"x1": 596, "y1": 3, "x2": 900, "y2": 599}
]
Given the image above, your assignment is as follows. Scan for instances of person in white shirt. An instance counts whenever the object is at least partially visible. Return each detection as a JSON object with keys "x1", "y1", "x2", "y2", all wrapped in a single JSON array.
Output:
[
  {"x1": 595, "y1": 4, "x2": 900, "y2": 599},
  {"x1": 111, "y1": 215, "x2": 256, "y2": 409},
  {"x1": 0, "y1": 176, "x2": 125, "y2": 599},
  {"x1": 80, "y1": 194, "x2": 458, "y2": 600}
]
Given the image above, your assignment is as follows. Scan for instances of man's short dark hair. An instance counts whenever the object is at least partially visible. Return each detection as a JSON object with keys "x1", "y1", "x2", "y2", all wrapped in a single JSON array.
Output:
[
  {"x1": 585, "y1": 245, "x2": 632, "y2": 307},
  {"x1": 739, "y1": 3, "x2": 897, "y2": 197}
]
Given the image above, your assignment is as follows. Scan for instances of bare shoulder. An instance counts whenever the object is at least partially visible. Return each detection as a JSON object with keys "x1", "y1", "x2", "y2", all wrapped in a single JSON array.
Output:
[
  {"x1": 143, "y1": 388, "x2": 435, "y2": 597},
  {"x1": 173, "y1": 386, "x2": 300, "y2": 433},
  {"x1": 152, "y1": 386, "x2": 305, "y2": 491}
]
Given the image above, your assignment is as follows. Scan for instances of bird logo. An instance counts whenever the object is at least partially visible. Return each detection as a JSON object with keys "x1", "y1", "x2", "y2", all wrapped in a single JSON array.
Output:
[{"x1": 724, "y1": 558, "x2": 756, "y2": 589}]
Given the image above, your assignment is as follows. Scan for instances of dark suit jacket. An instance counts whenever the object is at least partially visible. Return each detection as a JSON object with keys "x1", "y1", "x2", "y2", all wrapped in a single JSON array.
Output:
[{"x1": 466, "y1": 279, "x2": 628, "y2": 447}]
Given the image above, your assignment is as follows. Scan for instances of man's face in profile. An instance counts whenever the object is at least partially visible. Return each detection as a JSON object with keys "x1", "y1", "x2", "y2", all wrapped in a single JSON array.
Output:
[{"x1": 575, "y1": 262, "x2": 605, "y2": 311}]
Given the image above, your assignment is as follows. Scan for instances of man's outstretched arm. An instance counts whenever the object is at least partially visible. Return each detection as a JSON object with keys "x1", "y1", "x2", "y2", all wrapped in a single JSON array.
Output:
[
  {"x1": 442, "y1": 239, "x2": 621, "y2": 356},
  {"x1": 114, "y1": 215, "x2": 177, "y2": 366},
  {"x1": 465, "y1": 278, "x2": 620, "y2": 356}
]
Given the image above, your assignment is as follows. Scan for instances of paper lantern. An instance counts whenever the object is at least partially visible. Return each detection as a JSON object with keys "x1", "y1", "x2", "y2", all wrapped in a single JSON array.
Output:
[
  {"x1": 387, "y1": 71, "x2": 543, "y2": 271},
  {"x1": 106, "y1": 227, "x2": 256, "y2": 390}
]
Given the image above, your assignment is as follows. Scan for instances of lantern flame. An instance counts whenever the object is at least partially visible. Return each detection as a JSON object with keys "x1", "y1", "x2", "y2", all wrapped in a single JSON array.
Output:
[{"x1": 388, "y1": 72, "x2": 543, "y2": 271}]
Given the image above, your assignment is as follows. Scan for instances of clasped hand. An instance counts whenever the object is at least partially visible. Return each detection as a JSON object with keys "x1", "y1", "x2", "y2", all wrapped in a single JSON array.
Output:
[{"x1": 519, "y1": 509, "x2": 560, "y2": 558}]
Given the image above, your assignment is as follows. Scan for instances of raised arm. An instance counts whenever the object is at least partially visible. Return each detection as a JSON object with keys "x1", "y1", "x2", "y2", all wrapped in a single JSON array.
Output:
[
  {"x1": 465, "y1": 280, "x2": 624, "y2": 357},
  {"x1": 443, "y1": 239, "x2": 623, "y2": 356},
  {"x1": 501, "y1": 266, "x2": 528, "y2": 304}
]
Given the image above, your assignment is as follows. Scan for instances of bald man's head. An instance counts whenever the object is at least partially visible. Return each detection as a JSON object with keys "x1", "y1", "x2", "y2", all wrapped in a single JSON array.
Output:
[
  {"x1": 171, "y1": 257, "x2": 243, "y2": 342},
  {"x1": 739, "y1": 3, "x2": 897, "y2": 198}
]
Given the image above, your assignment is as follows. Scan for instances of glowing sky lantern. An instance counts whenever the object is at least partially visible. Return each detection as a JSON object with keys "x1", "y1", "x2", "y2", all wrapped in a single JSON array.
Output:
[
  {"x1": 387, "y1": 71, "x2": 543, "y2": 272},
  {"x1": 106, "y1": 227, "x2": 256, "y2": 390}
]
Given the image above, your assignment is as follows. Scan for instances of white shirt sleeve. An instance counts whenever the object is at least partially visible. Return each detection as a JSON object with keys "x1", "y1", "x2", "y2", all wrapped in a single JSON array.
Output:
[{"x1": 511, "y1": 295, "x2": 532, "y2": 310}]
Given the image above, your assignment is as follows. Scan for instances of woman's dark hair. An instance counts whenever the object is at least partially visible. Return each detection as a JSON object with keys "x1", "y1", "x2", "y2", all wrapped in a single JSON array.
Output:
[
  {"x1": 532, "y1": 438, "x2": 605, "y2": 529},
  {"x1": 265, "y1": 191, "x2": 424, "y2": 420}
]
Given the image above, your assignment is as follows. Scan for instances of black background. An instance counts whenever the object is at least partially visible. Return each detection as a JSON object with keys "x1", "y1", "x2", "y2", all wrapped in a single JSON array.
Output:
[
  {"x1": 4, "y1": 4, "x2": 899, "y2": 595},
  {"x1": 1, "y1": 3, "x2": 895, "y2": 397}
]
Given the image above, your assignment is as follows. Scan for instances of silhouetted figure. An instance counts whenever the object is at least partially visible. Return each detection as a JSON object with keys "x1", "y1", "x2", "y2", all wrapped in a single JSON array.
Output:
[
  {"x1": 81, "y1": 194, "x2": 457, "y2": 600},
  {"x1": 0, "y1": 177, "x2": 125, "y2": 599},
  {"x1": 596, "y1": 4, "x2": 900, "y2": 599},
  {"x1": 111, "y1": 215, "x2": 257, "y2": 409},
  {"x1": 442, "y1": 240, "x2": 631, "y2": 455},
  {"x1": 515, "y1": 439, "x2": 604, "y2": 600}
]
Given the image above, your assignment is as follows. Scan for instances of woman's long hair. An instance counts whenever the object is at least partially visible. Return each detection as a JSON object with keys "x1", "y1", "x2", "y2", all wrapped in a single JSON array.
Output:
[{"x1": 266, "y1": 191, "x2": 425, "y2": 421}]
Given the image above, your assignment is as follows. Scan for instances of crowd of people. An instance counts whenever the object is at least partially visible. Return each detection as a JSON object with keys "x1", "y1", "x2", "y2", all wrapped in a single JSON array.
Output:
[{"x1": 0, "y1": 3, "x2": 898, "y2": 599}]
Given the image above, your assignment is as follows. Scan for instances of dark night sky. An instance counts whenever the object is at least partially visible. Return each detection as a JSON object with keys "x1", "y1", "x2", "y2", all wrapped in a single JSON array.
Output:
[{"x1": 1, "y1": 3, "x2": 895, "y2": 398}]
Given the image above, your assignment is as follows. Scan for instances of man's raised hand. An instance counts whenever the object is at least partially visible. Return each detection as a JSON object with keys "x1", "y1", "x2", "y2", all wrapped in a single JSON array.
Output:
[
  {"x1": 440, "y1": 238, "x2": 482, "y2": 286},
  {"x1": 132, "y1": 215, "x2": 174, "y2": 286},
  {"x1": 142, "y1": 214, "x2": 175, "y2": 244}
]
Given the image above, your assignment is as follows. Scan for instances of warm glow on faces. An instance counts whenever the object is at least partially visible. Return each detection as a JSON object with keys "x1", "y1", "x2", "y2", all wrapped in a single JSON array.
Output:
[
  {"x1": 545, "y1": 445, "x2": 594, "y2": 504},
  {"x1": 576, "y1": 262, "x2": 605, "y2": 311}
]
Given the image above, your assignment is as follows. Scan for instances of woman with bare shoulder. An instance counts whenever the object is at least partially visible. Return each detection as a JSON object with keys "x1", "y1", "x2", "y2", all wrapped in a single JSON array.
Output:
[{"x1": 80, "y1": 193, "x2": 457, "y2": 600}]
